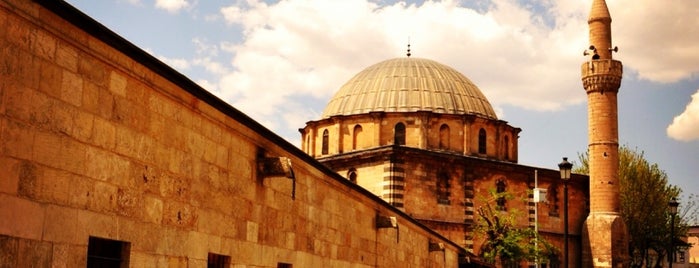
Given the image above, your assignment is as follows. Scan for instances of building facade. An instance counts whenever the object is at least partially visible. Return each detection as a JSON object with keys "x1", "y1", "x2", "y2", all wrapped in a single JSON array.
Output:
[
  {"x1": 300, "y1": 56, "x2": 590, "y2": 266},
  {"x1": 0, "y1": 0, "x2": 477, "y2": 267}
]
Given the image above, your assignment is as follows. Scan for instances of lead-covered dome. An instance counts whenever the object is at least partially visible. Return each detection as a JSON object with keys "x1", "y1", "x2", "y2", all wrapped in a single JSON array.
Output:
[{"x1": 321, "y1": 57, "x2": 497, "y2": 119}]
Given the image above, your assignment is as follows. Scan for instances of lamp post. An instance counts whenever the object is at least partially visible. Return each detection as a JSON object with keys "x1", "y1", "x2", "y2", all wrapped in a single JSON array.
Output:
[
  {"x1": 668, "y1": 197, "x2": 679, "y2": 268},
  {"x1": 558, "y1": 157, "x2": 572, "y2": 268}
]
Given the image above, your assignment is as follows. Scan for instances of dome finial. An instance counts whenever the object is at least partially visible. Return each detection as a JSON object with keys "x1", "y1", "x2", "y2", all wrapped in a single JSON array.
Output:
[{"x1": 406, "y1": 37, "x2": 411, "y2": 57}]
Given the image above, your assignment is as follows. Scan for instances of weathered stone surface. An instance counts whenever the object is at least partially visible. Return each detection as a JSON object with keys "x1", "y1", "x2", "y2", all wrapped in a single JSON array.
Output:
[{"x1": 0, "y1": 1, "x2": 469, "y2": 267}]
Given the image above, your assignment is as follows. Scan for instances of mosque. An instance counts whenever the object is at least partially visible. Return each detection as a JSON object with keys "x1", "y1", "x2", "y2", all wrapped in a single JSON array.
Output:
[{"x1": 300, "y1": 51, "x2": 590, "y2": 265}]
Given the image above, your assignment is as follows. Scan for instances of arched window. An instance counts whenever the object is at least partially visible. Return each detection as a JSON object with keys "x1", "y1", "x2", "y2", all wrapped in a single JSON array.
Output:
[
  {"x1": 496, "y1": 179, "x2": 506, "y2": 211},
  {"x1": 478, "y1": 128, "x2": 487, "y2": 154},
  {"x1": 504, "y1": 135, "x2": 510, "y2": 160},
  {"x1": 352, "y1": 125, "x2": 363, "y2": 150},
  {"x1": 321, "y1": 129, "x2": 329, "y2": 155},
  {"x1": 347, "y1": 168, "x2": 357, "y2": 183},
  {"x1": 548, "y1": 184, "x2": 560, "y2": 217},
  {"x1": 394, "y1": 123, "x2": 406, "y2": 146},
  {"x1": 437, "y1": 171, "x2": 450, "y2": 204},
  {"x1": 439, "y1": 124, "x2": 450, "y2": 150}
]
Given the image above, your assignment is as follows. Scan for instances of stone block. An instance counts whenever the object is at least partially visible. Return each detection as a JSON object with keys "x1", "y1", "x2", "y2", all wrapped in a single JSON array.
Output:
[
  {"x1": 31, "y1": 131, "x2": 62, "y2": 168},
  {"x1": 118, "y1": 218, "x2": 159, "y2": 253},
  {"x1": 61, "y1": 69, "x2": 83, "y2": 107},
  {"x1": 55, "y1": 42, "x2": 78, "y2": 72},
  {"x1": 88, "y1": 181, "x2": 118, "y2": 213},
  {"x1": 162, "y1": 201, "x2": 197, "y2": 228},
  {"x1": 246, "y1": 221, "x2": 259, "y2": 243},
  {"x1": 186, "y1": 231, "x2": 211, "y2": 260},
  {"x1": 0, "y1": 194, "x2": 45, "y2": 239},
  {"x1": 167, "y1": 256, "x2": 188, "y2": 268},
  {"x1": 1, "y1": 116, "x2": 34, "y2": 161},
  {"x1": 0, "y1": 2, "x2": 7, "y2": 38},
  {"x1": 80, "y1": 81, "x2": 100, "y2": 114},
  {"x1": 90, "y1": 117, "x2": 116, "y2": 150},
  {"x1": 77, "y1": 209, "x2": 118, "y2": 242},
  {"x1": 43, "y1": 205, "x2": 79, "y2": 244},
  {"x1": 84, "y1": 146, "x2": 130, "y2": 184},
  {"x1": 109, "y1": 71, "x2": 127, "y2": 97},
  {"x1": 14, "y1": 238, "x2": 52, "y2": 267},
  {"x1": 78, "y1": 56, "x2": 106, "y2": 87},
  {"x1": 38, "y1": 60, "x2": 63, "y2": 99},
  {"x1": 0, "y1": 157, "x2": 19, "y2": 194},
  {"x1": 128, "y1": 252, "x2": 157, "y2": 268},
  {"x1": 143, "y1": 196, "x2": 163, "y2": 224},
  {"x1": 0, "y1": 235, "x2": 18, "y2": 267},
  {"x1": 31, "y1": 24, "x2": 56, "y2": 62}
]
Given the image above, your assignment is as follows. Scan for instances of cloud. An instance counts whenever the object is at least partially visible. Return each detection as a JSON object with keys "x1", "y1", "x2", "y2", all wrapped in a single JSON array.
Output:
[
  {"x1": 123, "y1": 0, "x2": 142, "y2": 6},
  {"x1": 156, "y1": 55, "x2": 191, "y2": 70},
  {"x1": 608, "y1": 0, "x2": 699, "y2": 82},
  {"x1": 212, "y1": 0, "x2": 590, "y2": 125},
  {"x1": 169, "y1": 0, "x2": 699, "y2": 143},
  {"x1": 155, "y1": 0, "x2": 190, "y2": 13},
  {"x1": 667, "y1": 89, "x2": 699, "y2": 142}
]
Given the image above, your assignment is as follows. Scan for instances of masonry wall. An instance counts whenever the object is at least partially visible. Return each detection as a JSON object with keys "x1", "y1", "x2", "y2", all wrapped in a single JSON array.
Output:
[
  {"x1": 302, "y1": 112, "x2": 520, "y2": 163},
  {"x1": 319, "y1": 146, "x2": 590, "y2": 268},
  {"x1": 400, "y1": 152, "x2": 588, "y2": 263},
  {"x1": 0, "y1": 1, "x2": 465, "y2": 267}
]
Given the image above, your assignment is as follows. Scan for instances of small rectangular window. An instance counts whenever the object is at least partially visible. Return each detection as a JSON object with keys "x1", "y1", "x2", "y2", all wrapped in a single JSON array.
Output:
[
  {"x1": 87, "y1": 236, "x2": 130, "y2": 268},
  {"x1": 207, "y1": 253, "x2": 230, "y2": 268},
  {"x1": 278, "y1": 263, "x2": 293, "y2": 268}
]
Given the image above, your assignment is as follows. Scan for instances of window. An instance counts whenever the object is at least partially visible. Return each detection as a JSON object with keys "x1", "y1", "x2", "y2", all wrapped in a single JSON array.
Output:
[
  {"x1": 496, "y1": 179, "x2": 506, "y2": 210},
  {"x1": 278, "y1": 263, "x2": 292, "y2": 268},
  {"x1": 352, "y1": 125, "x2": 363, "y2": 150},
  {"x1": 439, "y1": 124, "x2": 450, "y2": 149},
  {"x1": 305, "y1": 135, "x2": 311, "y2": 153},
  {"x1": 207, "y1": 253, "x2": 230, "y2": 268},
  {"x1": 321, "y1": 129, "x2": 329, "y2": 155},
  {"x1": 348, "y1": 168, "x2": 357, "y2": 183},
  {"x1": 87, "y1": 236, "x2": 130, "y2": 268},
  {"x1": 394, "y1": 123, "x2": 406, "y2": 145},
  {"x1": 548, "y1": 184, "x2": 560, "y2": 217},
  {"x1": 437, "y1": 171, "x2": 450, "y2": 204},
  {"x1": 503, "y1": 135, "x2": 510, "y2": 160},
  {"x1": 478, "y1": 128, "x2": 487, "y2": 154}
]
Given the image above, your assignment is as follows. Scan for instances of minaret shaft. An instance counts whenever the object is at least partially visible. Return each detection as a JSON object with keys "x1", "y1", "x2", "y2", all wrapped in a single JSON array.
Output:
[{"x1": 581, "y1": 0, "x2": 629, "y2": 267}]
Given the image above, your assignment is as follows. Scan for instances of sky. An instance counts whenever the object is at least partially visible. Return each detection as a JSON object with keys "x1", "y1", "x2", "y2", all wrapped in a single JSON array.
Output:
[{"x1": 64, "y1": 0, "x2": 699, "y2": 210}]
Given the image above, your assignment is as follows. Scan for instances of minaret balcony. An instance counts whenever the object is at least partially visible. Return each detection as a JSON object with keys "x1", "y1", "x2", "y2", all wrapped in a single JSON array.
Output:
[{"x1": 581, "y1": 59, "x2": 623, "y2": 93}]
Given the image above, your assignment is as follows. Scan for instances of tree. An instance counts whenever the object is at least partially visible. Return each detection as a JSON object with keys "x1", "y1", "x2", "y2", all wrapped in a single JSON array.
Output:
[
  {"x1": 575, "y1": 145, "x2": 698, "y2": 267},
  {"x1": 475, "y1": 190, "x2": 557, "y2": 266}
]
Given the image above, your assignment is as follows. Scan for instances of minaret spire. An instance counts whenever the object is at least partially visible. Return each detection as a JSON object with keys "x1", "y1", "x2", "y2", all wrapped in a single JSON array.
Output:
[
  {"x1": 588, "y1": 0, "x2": 614, "y2": 60},
  {"x1": 581, "y1": 0, "x2": 629, "y2": 267}
]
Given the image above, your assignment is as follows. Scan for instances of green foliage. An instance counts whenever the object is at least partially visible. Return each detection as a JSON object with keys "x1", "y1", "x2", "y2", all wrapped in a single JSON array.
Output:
[
  {"x1": 575, "y1": 145, "x2": 698, "y2": 267},
  {"x1": 475, "y1": 190, "x2": 557, "y2": 266}
]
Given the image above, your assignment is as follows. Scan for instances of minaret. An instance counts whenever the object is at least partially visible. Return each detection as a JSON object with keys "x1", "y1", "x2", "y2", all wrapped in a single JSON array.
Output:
[{"x1": 581, "y1": 0, "x2": 629, "y2": 267}]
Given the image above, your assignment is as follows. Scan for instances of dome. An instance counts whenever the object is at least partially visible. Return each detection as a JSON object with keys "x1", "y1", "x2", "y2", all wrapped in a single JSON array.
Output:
[{"x1": 321, "y1": 57, "x2": 497, "y2": 119}]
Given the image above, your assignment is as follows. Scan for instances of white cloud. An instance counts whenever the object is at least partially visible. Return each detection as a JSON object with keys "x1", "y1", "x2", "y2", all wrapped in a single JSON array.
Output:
[
  {"x1": 155, "y1": 0, "x2": 190, "y2": 13},
  {"x1": 608, "y1": 0, "x2": 699, "y2": 82},
  {"x1": 123, "y1": 0, "x2": 142, "y2": 6},
  {"x1": 166, "y1": 0, "x2": 699, "y2": 143},
  {"x1": 157, "y1": 55, "x2": 191, "y2": 70},
  {"x1": 667, "y1": 89, "x2": 699, "y2": 142}
]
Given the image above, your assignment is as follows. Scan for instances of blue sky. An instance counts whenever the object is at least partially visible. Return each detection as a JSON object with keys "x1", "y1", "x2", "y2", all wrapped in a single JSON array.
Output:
[{"x1": 65, "y1": 0, "x2": 699, "y2": 210}]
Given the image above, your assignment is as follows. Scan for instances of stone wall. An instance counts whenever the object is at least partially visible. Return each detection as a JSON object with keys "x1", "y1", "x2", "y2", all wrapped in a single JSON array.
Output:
[
  {"x1": 319, "y1": 146, "x2": 590, "y2": 267},
  {"x1": 0, "y1": 0, "x2": 468, "y2": 267},
  {"x1": 301, "y1": 112, "x2": 520, "y2": 163}
]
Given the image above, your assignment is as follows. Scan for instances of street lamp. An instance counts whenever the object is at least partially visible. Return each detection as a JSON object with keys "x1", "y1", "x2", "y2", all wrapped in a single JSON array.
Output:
[
  {"x1": 668, "y1": 197, "x2": 679, "y2": 268},
  {"x1": 558, "y1": 157, "x2": 573, "y2": 268}
]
